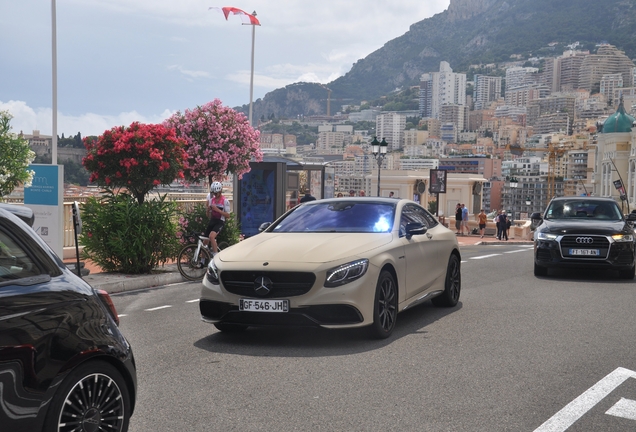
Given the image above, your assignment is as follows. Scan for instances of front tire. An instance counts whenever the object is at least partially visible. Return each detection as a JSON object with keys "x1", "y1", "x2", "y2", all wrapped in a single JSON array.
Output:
[
  {"x1": 45, "y1": 360, "x2": 131, "y2": 432},
  {"x1": 534, "y1": 261, "x2": 548, "y2": 277},
  {"x1": 432, "y1": 254, "x2": 461, "y2": 307},
  {"x1": 177, "y1": 244, "x2": 211, "y2": 281},
  {"x1": 368, "y1": 270, "x2": 398, "y2": 339},
  {"x1": 618, "y1": 265, "x2": 635, "y2": 279}
]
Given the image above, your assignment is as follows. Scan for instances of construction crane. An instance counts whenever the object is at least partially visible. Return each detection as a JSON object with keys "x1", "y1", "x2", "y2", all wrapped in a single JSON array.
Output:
[
  {"x1": 320, "y1": 84, "x2": 332, "y2": 117},
  {"x1": 505, "y1": 140, "x2": 586, "y2": 207}
]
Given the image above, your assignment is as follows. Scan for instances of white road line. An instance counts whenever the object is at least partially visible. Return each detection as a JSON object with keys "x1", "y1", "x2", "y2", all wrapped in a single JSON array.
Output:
[
  {"x1": 118, "y1": 314, "x2": 128, "y2": 318},
  {"x1": 144, "y1": 305, "x2": 172, "y2": 311},
  {"x1": 186, "y1": 299, "x2": 199, "y2": 303},
  {"x1": 461, "y1": 260, "x2": 468, "y2": 263},
  {"x1": 504, "y1": 249, "x2": 532, "y2": 254},
  {"x1": 606, "y1": 397, "x2": 636, "y2": 420},
  {"x1": 534, "y1": 367, "x2": 636, "y2": 432},
  {"x1": 470, "y1": 254, "x2": 501, "y2": 260}
]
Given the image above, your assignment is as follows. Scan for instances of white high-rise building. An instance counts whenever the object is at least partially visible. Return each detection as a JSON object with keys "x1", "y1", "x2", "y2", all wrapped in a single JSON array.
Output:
[
  {"x1": 473, "y1": 75, "x2": 502, "y2": 110},
  {"x1": 375, "y1": 112, "x2": 406, "y2": 151},
  {"x1": 505, "y1": 66, "x2": 539, "y2": 93},
  {"x1": 419, "y1": 61, "x2": 467, "y2": 119}
]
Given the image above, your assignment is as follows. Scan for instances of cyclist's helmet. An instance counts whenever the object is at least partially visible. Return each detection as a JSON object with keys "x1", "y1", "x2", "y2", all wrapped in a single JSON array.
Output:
[{"x1": 210, "y1": 181, "x2": 223, "y2": 193}]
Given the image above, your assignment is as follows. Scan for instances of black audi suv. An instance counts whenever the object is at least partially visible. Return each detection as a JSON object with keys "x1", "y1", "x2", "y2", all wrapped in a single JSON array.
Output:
[
  {"x1": 0, "y1": 204, "x2": 136, "y2": 431},
  {"x1": 532, "y1": 197, "x2": 636, "y2": 278}
]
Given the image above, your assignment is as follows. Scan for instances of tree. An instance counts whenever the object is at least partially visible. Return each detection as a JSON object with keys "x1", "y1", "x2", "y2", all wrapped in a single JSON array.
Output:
[
  {"x1": 164, "y1": 99, "x2": 262, "y2": 183},
  {"x1": 82, "y1": 122, "x2": 187, "y2": 204},
  {"x1": 0, "y1": 111, "x2": 35, "y2": 199}
]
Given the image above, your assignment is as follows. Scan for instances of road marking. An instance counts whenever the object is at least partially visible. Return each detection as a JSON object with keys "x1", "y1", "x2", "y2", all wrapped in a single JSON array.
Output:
[
  {"x1": 470, "y1": 254, "x2": 501, "y2": 260},
  {"x1": 144, "y1": 305, "x2": 172, "y2": 311},
  {"x1": 186, "y1": 299, "x2": 199, "y2": 303},
  {"x1": 461, "y1": 260, "x2": 468, "y2": 263},
  {"x1": 504, "y1": 249, "x2": 532, "y2": 254},
  {"x1": 606, "y1": 397, "x2": 636, "y2": 420},
  {"x1": 534, "y1": 367, "x2": 636, "y2": 431},
  {"x1": 118, "y1": 314, "x2": 128, "y2": 318}
]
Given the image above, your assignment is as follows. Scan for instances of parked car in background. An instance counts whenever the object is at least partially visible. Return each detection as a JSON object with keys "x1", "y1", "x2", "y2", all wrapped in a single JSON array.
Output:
[
  {"x1": 532, "y1": 197, "x2": 636, "y2": 278},
  {"x1": 200, "y1": 197, "x2": 462, "y2": 339},
  {"x1": 0, "y1": 204, "x2": 136, "y2": 431}
]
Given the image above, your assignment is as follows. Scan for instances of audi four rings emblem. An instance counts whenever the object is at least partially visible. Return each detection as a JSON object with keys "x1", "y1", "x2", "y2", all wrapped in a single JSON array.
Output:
[
  {"x1": 254, "y1": 276, "x2": 274, "y2": 296},
  {"x1": 576, "y1": 237, "x2": 594, "y2": 244}
]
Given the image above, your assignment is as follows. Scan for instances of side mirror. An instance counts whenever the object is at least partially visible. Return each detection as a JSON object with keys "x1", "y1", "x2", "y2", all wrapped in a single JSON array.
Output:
[
  {"x1": 258, "y1": 222, "x2": 272, "y2": 232},
  {"x1": 626, "y1": 213, "x2": 636, "y2": 222},
  {"x1": 405, "y1": 222, "x2": 427, "y2": 240},
  {"x1": 530, "y1": 212, "x2": 543, "y2": 220}
]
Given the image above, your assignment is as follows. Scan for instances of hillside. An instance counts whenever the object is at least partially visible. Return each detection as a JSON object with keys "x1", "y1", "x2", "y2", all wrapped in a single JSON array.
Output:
[{"x1": 237, "y1": 0, "x2": 636, "y2": 120}]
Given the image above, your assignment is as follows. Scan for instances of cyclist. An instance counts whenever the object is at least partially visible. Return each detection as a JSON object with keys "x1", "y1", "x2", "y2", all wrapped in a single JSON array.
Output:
[{"x1": 205, "y1": 181, "x2": 231, "y2": 257}]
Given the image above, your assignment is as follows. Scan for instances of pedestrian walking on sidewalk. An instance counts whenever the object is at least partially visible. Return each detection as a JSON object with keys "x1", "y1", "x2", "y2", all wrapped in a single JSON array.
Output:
[
  {"x1": 461, "y1": 203, "x2": 469, "y2": 235},
  {"x1": 496, "y1": 210, "x2": 508, "y2": 241},
  {"x1": 478, "y1": 209, "x2": 487, "y2": 238},
  {"x1": 455, "y1": 203, "x2": 462, "y2": 234}
]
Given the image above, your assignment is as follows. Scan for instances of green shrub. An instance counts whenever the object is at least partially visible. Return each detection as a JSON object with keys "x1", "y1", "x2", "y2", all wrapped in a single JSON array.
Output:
[
  {"x1": 80, "y1": 191, "x2": 180, "y2": 274},
  {"x1": 177, "y1": 203, "x2": 241, "y2": 247}
]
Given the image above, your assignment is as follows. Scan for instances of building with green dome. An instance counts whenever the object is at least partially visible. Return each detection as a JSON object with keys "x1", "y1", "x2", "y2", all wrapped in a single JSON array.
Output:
[{"x1": 593, "y1": 97, "x2": 636, "y2": 210}]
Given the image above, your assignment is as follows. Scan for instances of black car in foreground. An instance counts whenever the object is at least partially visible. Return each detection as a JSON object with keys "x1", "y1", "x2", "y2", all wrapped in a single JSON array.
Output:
[
  {"x1": 532, "y1": 197, "x2": 636, "y2": 278},
  {"x1": 0, "y1": 205, "x2": 136, "y2": 431}
]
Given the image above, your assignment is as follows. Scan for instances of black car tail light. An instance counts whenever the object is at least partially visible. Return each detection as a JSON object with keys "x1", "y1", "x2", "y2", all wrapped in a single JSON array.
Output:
[{"x1": 97, "y1": 289, "x2": 120, "y2": 326}]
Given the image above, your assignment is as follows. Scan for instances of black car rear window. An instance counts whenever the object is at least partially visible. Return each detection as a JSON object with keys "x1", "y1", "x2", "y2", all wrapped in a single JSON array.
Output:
[{"x1": 271, "y1": 201, "x2": 395, "y2": 233}]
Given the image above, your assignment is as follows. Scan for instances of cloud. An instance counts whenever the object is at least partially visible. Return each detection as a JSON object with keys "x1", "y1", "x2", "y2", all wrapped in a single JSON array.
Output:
[
  {"x1": 167, "y1": 65, "x2": 211, "y2": 79},
  {"x1": 0, "y1": 100, "x2": 175, "y2": 137}
]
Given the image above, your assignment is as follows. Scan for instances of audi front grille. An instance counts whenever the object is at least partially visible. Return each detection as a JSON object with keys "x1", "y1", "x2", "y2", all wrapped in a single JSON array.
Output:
[{"x1": 559, "y1": 235, "x2": 610, "y2": 259}]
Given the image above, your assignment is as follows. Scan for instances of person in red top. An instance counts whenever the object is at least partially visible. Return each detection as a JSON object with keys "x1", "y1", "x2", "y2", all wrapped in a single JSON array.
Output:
[{"x1": 205, "y1": 182, "x2": 231, "y2": 256}]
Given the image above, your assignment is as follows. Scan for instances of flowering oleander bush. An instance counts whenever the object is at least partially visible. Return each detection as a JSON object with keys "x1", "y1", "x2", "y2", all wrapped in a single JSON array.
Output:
[
  {"x1": 82, "y1": 122, "x2": 186, "y2": 204},
  {"x1": 0, "y1": 111, "x2": 35, "y2": 199},
  {"x1": 80, "y1": 192, "x2": 181, "y2": 274},
  {"x1": 177, "y1": 203, "x2": 241, "y2": 248},
  {"x1": 164, "y1": 99, "x2": 263, "y2": 183}
]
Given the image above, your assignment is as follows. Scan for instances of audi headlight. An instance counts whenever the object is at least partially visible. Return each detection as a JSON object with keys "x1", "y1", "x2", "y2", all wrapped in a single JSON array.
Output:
[
  {"x1": 536, "y1": 232, "x2": 558, "y2": 241},
  {"x1": 325, "y1": 259, "x2": 369, "y2": 287},
  {"x1": 206, "y1": 260, "x2": 220, "y2": 285},
  {"x1": 612, "y1": 234, "x2": 634, "y2": 242}
]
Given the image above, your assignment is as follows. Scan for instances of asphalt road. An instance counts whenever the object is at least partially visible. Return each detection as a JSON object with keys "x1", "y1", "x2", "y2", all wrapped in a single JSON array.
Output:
[{"x1": 112, "y1": 243, "x2": 636, "y2": 432}]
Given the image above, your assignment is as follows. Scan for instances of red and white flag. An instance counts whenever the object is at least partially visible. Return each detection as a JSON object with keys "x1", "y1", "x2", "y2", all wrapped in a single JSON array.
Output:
[{"x1": 209, "y1": 6, "x2": 260, "y2": 25}]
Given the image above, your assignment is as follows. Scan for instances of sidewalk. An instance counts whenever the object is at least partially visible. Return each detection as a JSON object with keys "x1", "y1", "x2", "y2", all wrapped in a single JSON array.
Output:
[{"x1": 72, "y1": 233, "x2": 534, "y2": 295}]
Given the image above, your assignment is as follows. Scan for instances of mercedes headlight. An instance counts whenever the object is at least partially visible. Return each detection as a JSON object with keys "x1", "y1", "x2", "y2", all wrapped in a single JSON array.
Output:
[
  {"x1": 206, "y1": 259, "x2": 220, "y2": 285},
  {"x1": 612, "y1": 234, "x2": 634, "y2": 242},
  {"x1": 325, "y1": 259, "x2": 369, "y2": 287},
  {"x1": 536, "y1": 232, "x2": 558, "y2": 241}
]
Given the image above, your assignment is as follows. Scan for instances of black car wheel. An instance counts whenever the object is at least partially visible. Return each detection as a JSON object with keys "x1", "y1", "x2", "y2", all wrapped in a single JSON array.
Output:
[
  {"x1": 618, "y1": 265, "x2": 635, "y2": 279},
  {"x1": 45, "y1": 360, "x2": 131, "y2": 432},
  {"x1": 432, "y1": 254, "x2": 461, "y2": 307},
  {"x1": 534, "y1": 261, "x2": 548, "y2": 277},
  {"x1": 368, "y1": 270, "x2": 398, "y2": 339}
]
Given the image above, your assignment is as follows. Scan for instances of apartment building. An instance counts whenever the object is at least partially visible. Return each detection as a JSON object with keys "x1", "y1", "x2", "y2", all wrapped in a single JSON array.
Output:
[
  {"x1": 419, "y1": 61, "x2": 467, "y2": 119},
  {"x1": 375, "y1": 112, "x2": 406, "y2": 151},
  {"x1": 600, "y1": 73, "x2": 623, "y2": 105},
  {"x1": 505, "y1": 66, "x2": 539, "y2": 93},
  {"x1": 578, "y1": 44, "x2": 635, "y2": 93},
  {"x1": 398, "y1": 158, "x2": 439, "y2": 171},
  {"x1": 473, "y1": 75, "x2": 502, "y2": 110}
]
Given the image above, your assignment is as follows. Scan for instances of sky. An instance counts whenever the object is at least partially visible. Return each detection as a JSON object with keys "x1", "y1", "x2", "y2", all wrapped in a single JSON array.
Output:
[{"x1": 0, "y1": 0, "x2": 450, "y2": 137}]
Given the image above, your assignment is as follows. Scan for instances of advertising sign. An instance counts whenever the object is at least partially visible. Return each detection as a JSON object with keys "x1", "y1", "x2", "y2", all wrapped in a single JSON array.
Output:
[
  {"x1": 239, "y1": 168, "x2": 276, "y2": 237},
  {"x1": 24, "y1": 164, "x2": 64, "y2": 256},
  {"x1": 429, "y1": 169, "x2": 447, "y2": 194}
]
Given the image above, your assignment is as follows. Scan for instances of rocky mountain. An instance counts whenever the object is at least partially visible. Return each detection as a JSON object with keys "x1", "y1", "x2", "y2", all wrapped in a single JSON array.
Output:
[{"x1": 238, "y1": 0, "x2": 636, "y2": 121}]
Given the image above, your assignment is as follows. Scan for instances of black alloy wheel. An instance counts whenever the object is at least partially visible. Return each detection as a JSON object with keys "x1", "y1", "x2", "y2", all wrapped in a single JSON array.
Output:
[
  {"x1": 432, "y1": 254, "x2": 461, "y2": 307},
  {"x1": 369, "y1": 270, "x2": 398, "y2": 339},
  {"x1": 46, "y1": 361, "x2": 131, "y2": 432}
]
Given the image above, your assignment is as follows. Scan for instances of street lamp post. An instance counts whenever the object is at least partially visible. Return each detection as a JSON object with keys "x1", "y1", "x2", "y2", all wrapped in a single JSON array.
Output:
[
  {"x1": 371, "y1": 137, "x2": 388, "y2": 197},
  {"x1": 509, "y1": 177, "x2": 519, "y2": 220}
]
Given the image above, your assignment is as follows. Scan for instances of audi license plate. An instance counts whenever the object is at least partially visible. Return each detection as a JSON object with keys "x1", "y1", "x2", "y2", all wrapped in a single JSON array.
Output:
[
  {"x1": 239, "y1": 299, "x2": 289, "y2": 312},
  {"x1": 570, "y1": 249, "x2": 600, "y2": 256}
]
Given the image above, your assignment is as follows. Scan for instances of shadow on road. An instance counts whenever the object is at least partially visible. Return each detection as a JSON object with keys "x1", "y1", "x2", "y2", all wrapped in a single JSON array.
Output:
[{"x1": 192, "y1": 301, "x2": 463, "y2": 357}]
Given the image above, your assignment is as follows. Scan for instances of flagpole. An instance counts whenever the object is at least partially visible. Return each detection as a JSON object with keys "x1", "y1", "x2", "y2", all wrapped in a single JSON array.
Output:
[
  {"x1": 51, "y1": 0, "x2": 58, "y2": 164},
  {"x1": 248, "y1": 11, "x2": 256, "y2": 126}
]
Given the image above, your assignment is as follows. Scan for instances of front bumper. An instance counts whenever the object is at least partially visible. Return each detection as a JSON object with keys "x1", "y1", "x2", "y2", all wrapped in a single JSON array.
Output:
[{"x1": 534, "y1": 235, "x2": 635, "y2": 270}]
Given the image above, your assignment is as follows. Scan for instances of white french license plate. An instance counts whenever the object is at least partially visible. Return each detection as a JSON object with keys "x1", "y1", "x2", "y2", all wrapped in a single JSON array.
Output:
[
  {"x1": 239, "y1": 299, "x2": 289, "y2": 313},
  {"x1": 570, "y1": 249, "x2": 600, "y2": 256}
]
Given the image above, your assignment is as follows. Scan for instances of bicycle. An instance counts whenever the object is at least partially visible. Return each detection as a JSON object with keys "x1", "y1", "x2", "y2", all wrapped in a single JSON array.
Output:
[{"x1": 177, "y1": 232, "x2": 228, "y2": 281}]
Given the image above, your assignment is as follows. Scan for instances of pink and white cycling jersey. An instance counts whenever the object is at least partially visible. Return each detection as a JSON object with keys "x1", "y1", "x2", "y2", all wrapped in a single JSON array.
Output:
[{"x1": 207, "y1": 194, "x2": 230, "y2": 221}]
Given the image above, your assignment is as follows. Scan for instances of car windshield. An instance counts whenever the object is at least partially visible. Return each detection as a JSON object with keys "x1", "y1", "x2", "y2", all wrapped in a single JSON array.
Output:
[
  {"x1": 271, "y1": 201, "x2": 395, "y2": 233},
  {"x1": 545, "y1": 200, "x2": 623, "y2": 221}
]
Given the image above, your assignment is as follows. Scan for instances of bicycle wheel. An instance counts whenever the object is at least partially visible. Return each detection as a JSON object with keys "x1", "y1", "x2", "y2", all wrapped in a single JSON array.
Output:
[
  {"x1": 177, "y1": 244, "x2": 211, "y2": 281},
  {"x1": 217, "y1": 241, "x2": 229, "y2": 251}
]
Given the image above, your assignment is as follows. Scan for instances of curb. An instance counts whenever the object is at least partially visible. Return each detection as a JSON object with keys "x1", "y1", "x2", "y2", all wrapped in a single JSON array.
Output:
[{"x1": 82, "y1": 264, "x2": 187, "y2": 294}]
